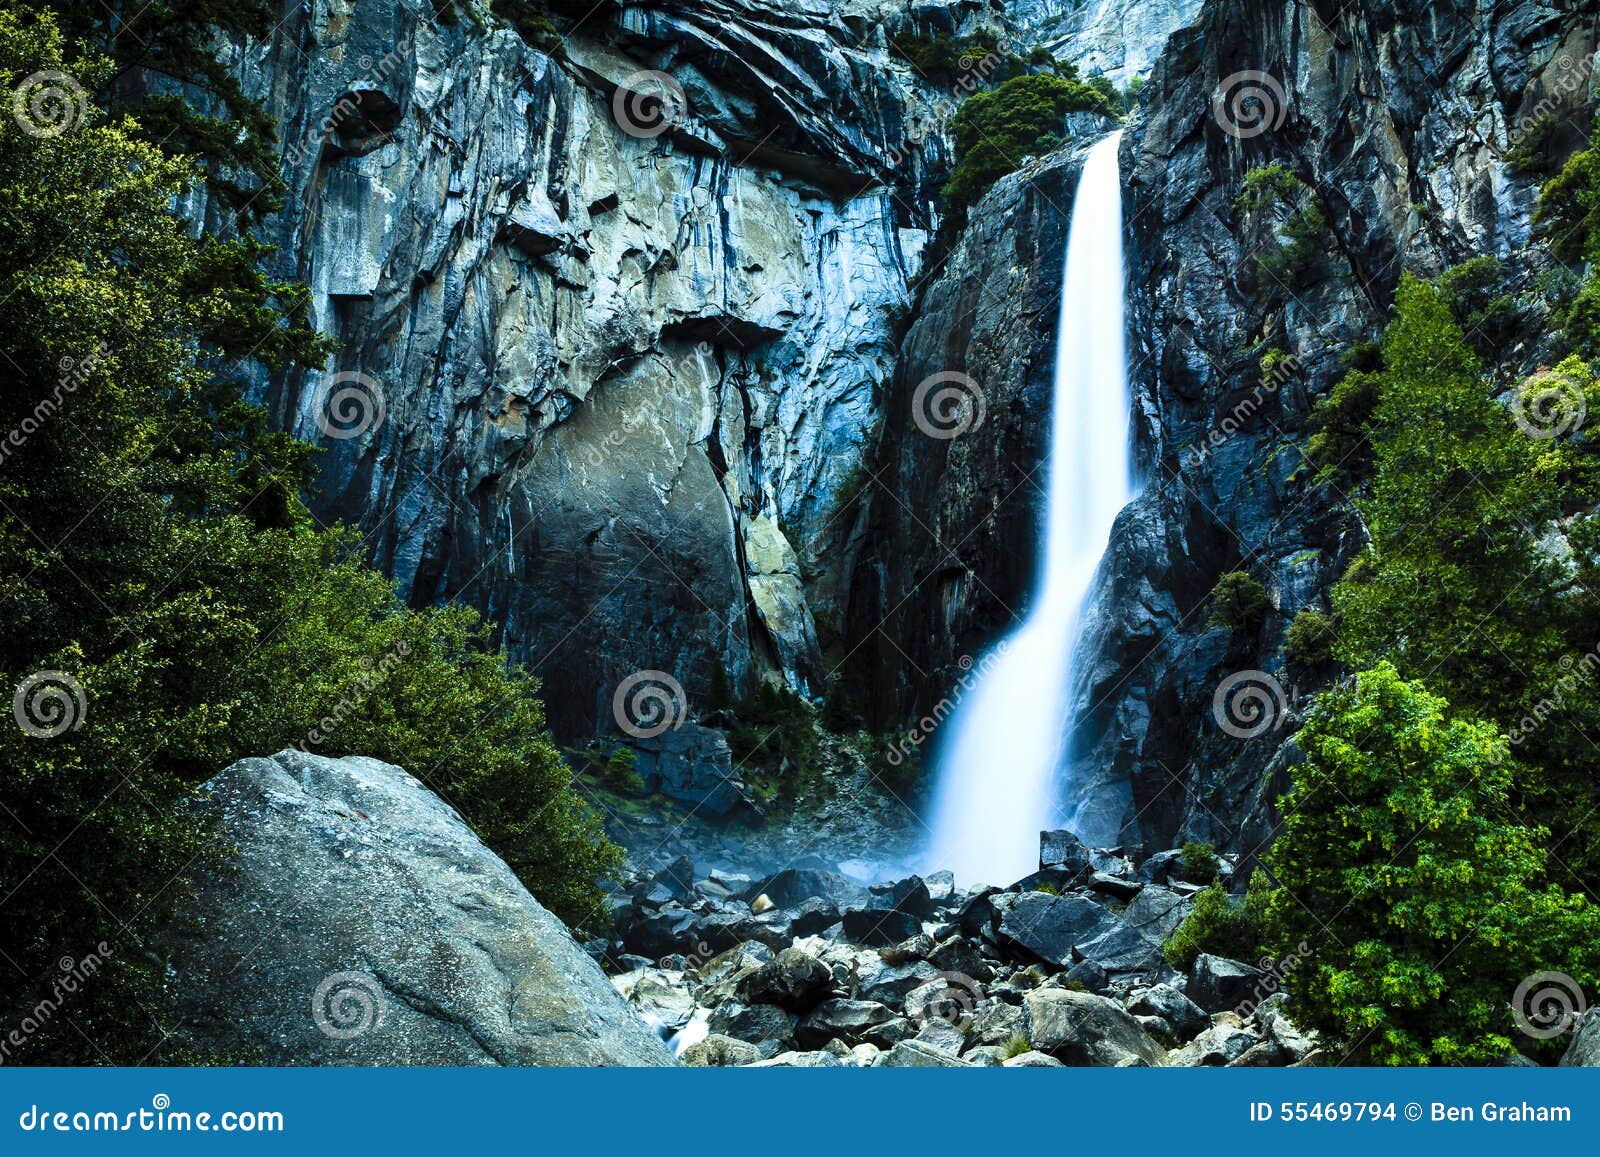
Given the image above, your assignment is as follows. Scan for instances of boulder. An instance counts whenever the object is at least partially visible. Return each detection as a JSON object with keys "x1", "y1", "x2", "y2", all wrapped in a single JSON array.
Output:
[
  {"x1": 1560, "y1": 1013, "x2": 1600, "y2": 1066},
  {"x1": 1125, "y1": 984, "x2": 1208, "y2": 1040},
  {"x1": 734, "y1": 947, "x2": 833, "y2": 1011},
  {"x1": 628, "y1": 725, "x2": 749, "y2": 818},
  {"x1": 1003, "y1": 1050, "x2": 1066, "y2": 1067},
  {"x1": 167, "y1": 751, "x2": 675, "y2": 1065},
  {"x1": 746, "y1": 868, "x2": 869, "y2": 911},
  {"x1": 797, "y1": 999, "x2": 895, "y2": 1047},
  {"x1": 647, "y1": 855, "x2": 696, "y2": 902},
  {"x1": 868, "y1": 875, "x2": 935, "y2": 918},
  {"x1": 840, "y1": 907, "x2": 922, "y2": 947},
  {"x1": 914, "y1": 1018, "x2": 969, "y2": 1054},
  {"x1": 681, "y1": 1033, "x2": 762, "y2": 1067},
  {"x1": 1253, "y1": 994, "x2": 1316, "y2": 1062},
  {"x1": 991, "y1": 891, "x2": 1118, "y2": 966},
  {"x1": 708, "y1": 1000, "x2": 798, "y2": 1046},
  {"x1": 1040, "y1": 829, "x2": 1091, "y2": 874},
  {"x1": 1187, "y1": 954, "x2": 1267, "y2": 1014},
  {"x1": 1139, "y1": 849, "x2": 1184, "y2": 883},
  {"x1": 1023, "y1": 989, "x2": 1167, "y2": 1067},
  {"x1": 872, "y1": 1040, "x2": 971, "y2": 1067},
  {"x1": 1087, "y1": 872, "x2": 1143, "y2": 901},
  {"x1": 853, "y1": 958, "x2": 937, "y2": 1006},
  {"x1": 1170, "y1": 1023, "x2": 1258, "y2": 1066},
  {"x1": 925, "y1": 870, "x2": 957, "y2": 903},
  {"x1": 749, "y1": 1050, "x2": 845, "y2": 1067}
]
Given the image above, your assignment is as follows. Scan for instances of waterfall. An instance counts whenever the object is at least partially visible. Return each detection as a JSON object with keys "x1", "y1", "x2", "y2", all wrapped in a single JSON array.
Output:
[{"x1": 923, "y1": 131, "x2": 1133, "y2": 887}]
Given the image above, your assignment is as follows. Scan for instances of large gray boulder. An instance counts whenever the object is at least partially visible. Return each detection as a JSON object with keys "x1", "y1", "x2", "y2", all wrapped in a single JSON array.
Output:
[
  {"x1": 1560, "y1": 1014, "x2": 1600, "y2": 1066},
  {"x1": 1023, "y1": 989, "x2": 1167, "y2": 1067},
  {"x1": 168, "y1": 751, "x2": 675, "y2": 1066}
]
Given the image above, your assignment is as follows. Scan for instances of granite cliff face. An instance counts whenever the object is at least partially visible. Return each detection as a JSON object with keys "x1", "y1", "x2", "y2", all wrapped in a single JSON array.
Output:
[
  {"x1": 853, "y1": 0, "x2": 1597, "y2": 855},
  {"x1": 210, "y1": 0, "x2": 983, "y2": 735}
]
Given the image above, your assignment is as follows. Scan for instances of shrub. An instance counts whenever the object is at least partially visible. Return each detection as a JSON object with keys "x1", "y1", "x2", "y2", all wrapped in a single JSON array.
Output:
[
  {"x1": 1234, "y1": 165, "x2": 1330, "y2": 294},
  {"x1": 1262, "y1": 664, "x2": 1600, "y2": 1065},
  {"x1": 1001, "y1": 1033, "x2": 1033, "y2": 1059},
  {"x1": 1207, "y1": 571, "x2": 1270, "y2": 635},
  {"x1": 1162, "y1": 877, "x2": 1266, "y2": 971},
  {"x1": 1284, "y1": 608, "x2": 1338, "y2": 668},
  {"x1": 1179, "y1": 840, "x2": 1221, "y2": 884},
  {"x1": 943, "y1": 73, "x2": 1114, "y2": 217}
]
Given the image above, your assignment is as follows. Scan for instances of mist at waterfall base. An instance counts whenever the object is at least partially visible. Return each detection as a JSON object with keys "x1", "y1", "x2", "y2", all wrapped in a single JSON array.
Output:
[{"x1": 922, "y1": 132, "x2": 1133, "y2": 888}]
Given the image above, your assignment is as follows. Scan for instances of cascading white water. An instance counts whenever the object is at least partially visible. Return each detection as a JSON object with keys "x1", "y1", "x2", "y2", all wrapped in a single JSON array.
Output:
[{"x1": 924, "y1": 131, "x2": 1132, "y2": 886}]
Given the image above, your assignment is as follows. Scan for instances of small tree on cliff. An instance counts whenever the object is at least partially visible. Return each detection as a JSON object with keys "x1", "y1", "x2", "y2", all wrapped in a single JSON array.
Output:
[{"x1": 1262, "y1": 664, "x2": 1599, "y2": 1065}]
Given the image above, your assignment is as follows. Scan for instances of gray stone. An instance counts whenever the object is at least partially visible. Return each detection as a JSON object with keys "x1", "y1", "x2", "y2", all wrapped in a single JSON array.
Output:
[
  {"x1": 167, "y1": 751, "x2": 674, "y2": 1066},
  {"x1": 1040, "y1": 829, "x2": 1091, "y2": 874},
  {"x1": 1003, "y1": 1050, "x2": 1067, "y2": 1067},
  {"x1": 1023, "y1": 989, "x2": 1167, "y2": 1067},
  {"x1": 733, "y1": 947, "x2": 833, "y2": 1011},
  {"x1": 797, "y1": 999, "x2": 895, "y2": 1048},
  {"x1": 748, "y1": 1050, "x2": 845, "y2": 1068},
  {"x1": 1560, "y1": 1014, "x2": 1600, "y2": 1066},
  {"x1": 707, "y1": 1000, "x2": 797, "y2": 1046},
  {"x1": 1125, "y1": 984, "x2": 1209, "y2": 1040},
  {"x1": 681, "y1": 1033, "x2": 761, "y2": 1067},
  {"x1": 872, "y1": 1040, "x2": 971, "y2": 1067}
]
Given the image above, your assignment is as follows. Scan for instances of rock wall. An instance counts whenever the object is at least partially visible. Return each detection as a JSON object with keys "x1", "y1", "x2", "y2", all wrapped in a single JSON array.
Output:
[
  {"x1": 1006, "y1": 0, "x2": 1205, "y2": 84},
  {"x1": 210, "y1": 0, "x2": 968, "y2": 736}
]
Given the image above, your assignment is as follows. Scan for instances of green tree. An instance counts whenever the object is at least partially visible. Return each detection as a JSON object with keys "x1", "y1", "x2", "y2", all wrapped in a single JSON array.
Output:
[
  {"x1": 1262, "y1": 664, "x2": 1600, "y2": 1065},
  {"x1": 1329, "y1": 274, "x2": 1600, "y2": 878},
  {"x1": 0, "y1": 8, "x2": 617, "y2": 1063}
]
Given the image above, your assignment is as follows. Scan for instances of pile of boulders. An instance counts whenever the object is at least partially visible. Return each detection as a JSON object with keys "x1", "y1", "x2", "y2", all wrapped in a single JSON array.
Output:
[{"x1": 599, "y1": 832, "x2": 1321, "y2": 1067}]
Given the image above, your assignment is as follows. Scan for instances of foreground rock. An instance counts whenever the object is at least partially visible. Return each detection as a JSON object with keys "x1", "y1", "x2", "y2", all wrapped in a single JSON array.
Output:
[{"x1": 168, "y1": 751, "x2": 675, "y2": 1066}]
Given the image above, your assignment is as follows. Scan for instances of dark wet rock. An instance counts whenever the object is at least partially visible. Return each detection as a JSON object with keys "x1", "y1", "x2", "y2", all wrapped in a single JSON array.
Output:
[
  {"x1": 797, "y1": 999, "x2": 895, "y2": 1048},
  {"x1": 1187, "y1": 954, "x2": 1267, "y2": 1015},
  {"x1": 991, "y1": 891, "x2": 1118, "y2": 967},
  {"x1": 748, "y1": 868, "x2": 870, "y2": 912},
  {"x1": 734, "y1": 947, "x2": 833, "y2": 1012},
  {"x1": 840, "y1": 907, "x2": 923, "y2": 948},
  {"x1": 708, "y1": 1000, "x2": 798, "y2": 1047}
]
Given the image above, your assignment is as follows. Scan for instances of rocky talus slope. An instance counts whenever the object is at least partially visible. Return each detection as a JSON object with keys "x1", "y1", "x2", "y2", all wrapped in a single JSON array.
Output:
[
  {"x1": 166, "y1": 751, "x2": 676, "y2": 1065},
  {"x1": 605, "y1": 832, "x2": 1323, "y2": 1066}
]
